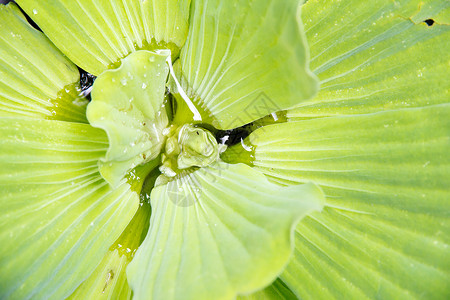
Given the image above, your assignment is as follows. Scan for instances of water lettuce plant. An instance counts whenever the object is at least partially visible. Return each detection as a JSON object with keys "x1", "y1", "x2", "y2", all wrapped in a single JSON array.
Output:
[{"x1": 0, "y1": 0, "x2": 448, "y2": 299}]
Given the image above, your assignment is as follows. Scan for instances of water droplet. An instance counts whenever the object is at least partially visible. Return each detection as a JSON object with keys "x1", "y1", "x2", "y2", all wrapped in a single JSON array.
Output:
[
  {"x1": 120, "y1": 78, "x2": 127, "y2": 86},
  {"x1": 32, "y1": 9, "x2": 38, "y2": 14},
  {"x1": 149, "y1": 56, "x2": 155, "y2": 62},
  {"x1": 142, "y1": 83, "x2": 147, "y2": 89}
]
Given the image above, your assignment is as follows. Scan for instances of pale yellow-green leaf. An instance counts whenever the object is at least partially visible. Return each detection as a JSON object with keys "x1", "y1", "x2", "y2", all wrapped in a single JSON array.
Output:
[
  {"x1": 86, "y1": 50, "x2": 169, "y2": 187},
  {"x1": 68, "y1": 250, "x2": 131, "y2": 300},
  {"x1": 0, "y1": 118, "x2": 147, "y2": 299},
  {"x1": 238, "y1": 278, "x2": 297, "y2": 300},
  {"x1": 176, "y1": 0, "x2": 318, "y2": 129},
  {"x1": 17, "y1": 0, "x2": 191, "y2": 75},
  {"x1": 127, "y1": 162, "x2": 324, "y2": 300},
  {"x1": 68, "y1": 201, "x2": 152, "y2": 300},
  {"x1": 235, "y1": 105, "x2": 450, "y2": 299},
  {"x1": 289, "y1": 0, "x2": 449, "y2": 119},
  {"x1": 0, "y1": 3, "x2": 86, "y2": 122}
]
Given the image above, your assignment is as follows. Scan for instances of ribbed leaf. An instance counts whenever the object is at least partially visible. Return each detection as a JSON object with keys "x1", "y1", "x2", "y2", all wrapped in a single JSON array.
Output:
[
  {"x1": 245, "y1": 1, "x2": 450, "y2": 297},
  {"x1": 176, "y1": 0, "x2": 318, "y2": 129},
  {"x1": 0, "y1": 118, "x2": 147, "y2": 299},
  {"x1": 0, "y1": 3, "x2": 87, "y2": 122},
  {"x1": 17, "y1": 0, "x2": 191, "y2": 75},
  {"x1": 289, "y1": 0, "x2": 449, "y2": 119},
  {"x1": 87, "y1": 50, "x2": 169, "y2": 187},
  {"x1": 237, "y1": 105, "x2": 450, "y2": 298},
  {"x1": 127, "y1": 162, "x2": 324, "y2": 300},
  {"x1": 68, "y1": 250, "x2": 131, "y2": 300},
  {"x1": 68, "y1": 201, "x2": 152, "y2": 300},
  {"x1": 238, "y1": 279, "x2": 297, "y2": 300}
]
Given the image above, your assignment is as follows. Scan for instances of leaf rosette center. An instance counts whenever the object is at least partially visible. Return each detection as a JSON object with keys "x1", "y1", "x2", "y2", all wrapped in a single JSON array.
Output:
[
  {"x1": 160, "y1": 123, "x2": 225, "y2": 178},
  {"x1": 86, "y1": 49, "x2": 228, "y2": 187}
]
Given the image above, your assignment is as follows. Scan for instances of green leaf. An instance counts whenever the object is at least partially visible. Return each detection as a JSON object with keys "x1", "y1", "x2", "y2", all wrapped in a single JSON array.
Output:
[
  {"x1": 0, "y1": 3, "x2": 87, "y2": 123},
  {"x1": 408, "y1": 0, "x2": 450, "y2": 24},
  {"x1": 127, "y1": 162, "x2": 324, "y2": 300},
  {"x1": 17, "y1": 0, "x2": 192, "y2": 75},
  {"x1": 68, "y1": 201, "x2": 152, "y2": 300},
  {"x1": 68, "y1": 249, "x2": 132, "y2": 300},
  {"x1": 86, "y1": 50, "x2": 169, "y2": 187},
  {"x1": 240, "y1": 105, "x2": 450, "y2": 298},
  {"x1": 175, "y1": 0, "x2": 318, "y2": 129},
  {"x1": 0, "y1": 118, "x2": 150, "y2": 299},
  {"x1": 289, "y1": 0, "x2": 450, "y2": 119},
  {"x1": 238, "y1": 278, "x2": 298, "y2": 300}
]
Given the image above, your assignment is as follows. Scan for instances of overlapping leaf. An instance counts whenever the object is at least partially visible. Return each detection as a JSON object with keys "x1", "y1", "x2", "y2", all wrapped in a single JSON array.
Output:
[
  {"x1": 86, "y1": 50, "x2": 169, "y2": 187},
  {"x1": 0, "y1": 118, "x2": 147, "y2": 299},
  {"x1": 175, "y1": 0, "x2": 318, "y2": 129},
  {"x1": 235, "y1": 105, "x2": 450, "y2": 298},
  {"x1": 233, "y1": 1, "x2": 450, "y2": 296},
  {"x1": 68, "y1": 201, "x2": 152, "y2": 300},
  {"x1": 17, "y1": 0, "x2": 191, "y2": 75},
  {"x1": 238, "y1": 279, "x2": 297, "y2": 300},
  {"x1": 1, "y1": 0, "x2": 448, "y2": 299},
  {"x1": 289, "y1": 0, "x2": 450, "y2": 119},
  {"x1": 127, "y1": 162, "x2": 324, "y2": 300},
  {"x1": 0, "y1": 3, "x2": 86, "y2": 122}
]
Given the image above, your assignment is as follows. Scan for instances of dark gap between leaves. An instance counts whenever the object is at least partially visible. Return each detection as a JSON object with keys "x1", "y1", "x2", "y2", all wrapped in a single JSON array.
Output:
[
  {"x1": 78, "y1": 68, "x2": 96, "y2": 101},
  {"x1": 215, "y1": 126, "x2": 252, "y2": 147},
  {"x1": 424, "y1": 19, "x2": 435, "y2": 26},
  {"x1": 3, "y1": 1, "x2": 43, "y2": 32}
]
